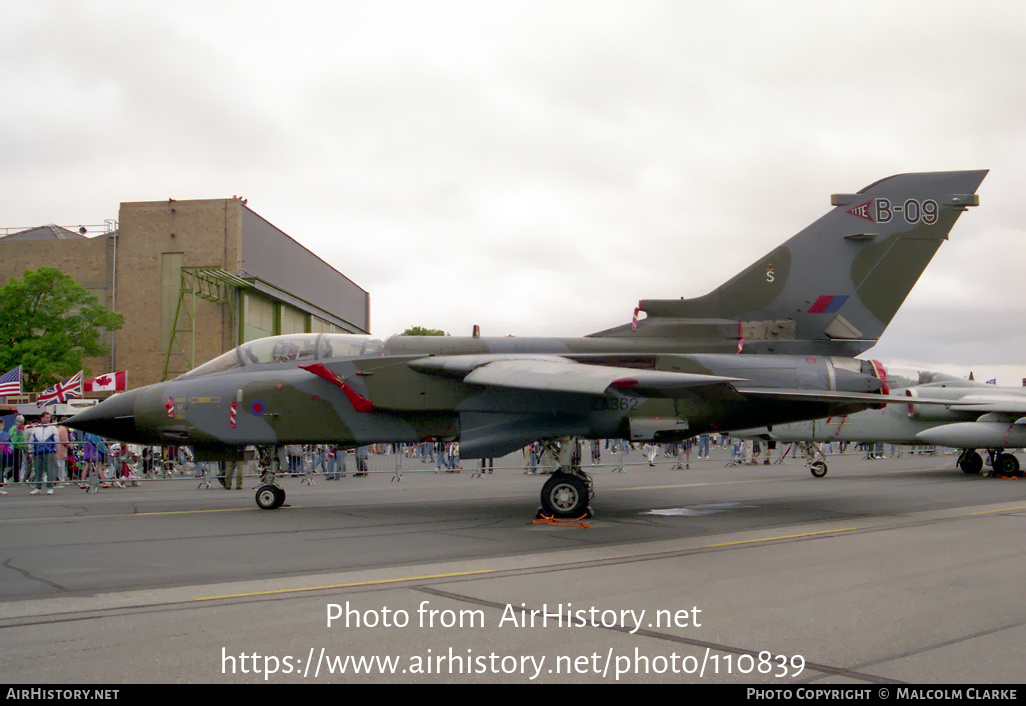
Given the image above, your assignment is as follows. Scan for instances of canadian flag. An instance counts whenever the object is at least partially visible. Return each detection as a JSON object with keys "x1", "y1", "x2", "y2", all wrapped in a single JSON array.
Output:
[{"x1": 83, "y1": 371, "x2": 128, "y2": 392}]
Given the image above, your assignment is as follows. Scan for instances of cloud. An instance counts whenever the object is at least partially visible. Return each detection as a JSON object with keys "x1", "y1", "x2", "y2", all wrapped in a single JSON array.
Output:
[{"x1": 1, "y1": 1, "x2": 1023, "y2": 384}]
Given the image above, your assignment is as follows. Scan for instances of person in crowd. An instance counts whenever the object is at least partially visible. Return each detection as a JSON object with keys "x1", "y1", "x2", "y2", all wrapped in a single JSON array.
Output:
[
  {"x1": 697, "y1": 434, "x2": 710, "y2": 459},
  {"x1": 0, "y1": 423, "x2": 10, "y2": 494},
  {"x1": 10, "y1": 416, "x2": 27, "y2": 484},
  {"x1": 27, "y1": 411, "x2": 59, "y2": 494},
  {"x1": 79, "y1": 431, "x2": 108, "y2": 489},
  {"x1": 55, "y1": 418, "x2": 74, "y2": 482},
  {"x1": 354, "y1": 445, "x2": 369, "y2": 476}
]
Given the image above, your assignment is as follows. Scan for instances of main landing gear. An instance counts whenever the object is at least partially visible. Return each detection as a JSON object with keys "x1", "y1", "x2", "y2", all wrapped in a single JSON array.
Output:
[
  {"x1": 536, "y1": 438, "x2": 593, "y2": 519},
  {"x1": 959, "y1": 449, "x2": 1022, "y2": 477},
  {"x1": 957, "y1": 449, "x2": 983, "y2": 475},
  {"x1": 797, "y1": 442, "x2": 829, "y2": 477},
  {"x1": 256, "y1": 445, "x2": 287, "y2": 510},
  {"x1": 993, "y1": 452, "x2": 1021, "y2": 477}
]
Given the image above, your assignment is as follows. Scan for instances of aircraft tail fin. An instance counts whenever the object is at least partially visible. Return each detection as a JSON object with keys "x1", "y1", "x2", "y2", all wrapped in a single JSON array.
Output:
[{"x1": 590, "y1": 170, "x2": 987, "y2": 356}]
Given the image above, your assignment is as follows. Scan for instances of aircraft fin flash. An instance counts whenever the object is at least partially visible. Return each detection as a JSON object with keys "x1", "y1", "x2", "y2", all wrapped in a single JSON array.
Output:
[{"x1": 592, "y1": 170, "x2": 988, "y2": 357}]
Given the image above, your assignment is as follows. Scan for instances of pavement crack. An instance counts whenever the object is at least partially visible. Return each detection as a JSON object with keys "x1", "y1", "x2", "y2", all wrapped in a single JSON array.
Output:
[{"x1": 2, "y1": 557, "x2": 70, "y2": 593}]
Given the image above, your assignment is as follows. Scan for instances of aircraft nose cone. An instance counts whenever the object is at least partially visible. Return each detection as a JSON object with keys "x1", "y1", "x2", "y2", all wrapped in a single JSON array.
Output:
[{"x1": 66, "y1": 390, "x2": 139, "y2": 442}]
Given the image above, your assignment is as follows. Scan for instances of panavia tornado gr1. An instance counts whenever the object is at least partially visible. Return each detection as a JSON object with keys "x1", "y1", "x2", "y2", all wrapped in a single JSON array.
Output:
[
  {"x1": 735, "y1": 367, "x2": 1026, "y2": 478},
  {"x1": 68, "y1": 170, "x2": 987, "y2": 516}
]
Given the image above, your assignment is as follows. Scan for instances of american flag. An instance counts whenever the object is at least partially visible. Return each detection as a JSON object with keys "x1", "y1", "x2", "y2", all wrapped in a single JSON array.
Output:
[
  {"x1": 36, "y1": 371, "x2": 83, "y2": 406},
  {"x1": 0, "y1": 366, "x2": 22, "y2": 397}
]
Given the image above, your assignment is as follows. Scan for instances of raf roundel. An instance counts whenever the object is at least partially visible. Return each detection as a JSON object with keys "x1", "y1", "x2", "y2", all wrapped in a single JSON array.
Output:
[{"x1": 250, "y1": 400, "x2": 266, "y2": 416}]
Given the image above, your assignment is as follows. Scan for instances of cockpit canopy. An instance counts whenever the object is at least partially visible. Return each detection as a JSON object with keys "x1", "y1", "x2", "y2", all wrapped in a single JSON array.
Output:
[
  {"x1": 176, "y1": 334, "x2": 384, "y2": 380},
  {"x1": 884, "y1": 366, "x2": 966, "y2": 389}
]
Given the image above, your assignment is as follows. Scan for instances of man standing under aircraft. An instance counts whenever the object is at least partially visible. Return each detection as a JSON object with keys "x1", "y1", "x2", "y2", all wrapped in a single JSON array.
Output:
[{"x1": 225, "y1": 447, "x2": 245, "y2": 490}]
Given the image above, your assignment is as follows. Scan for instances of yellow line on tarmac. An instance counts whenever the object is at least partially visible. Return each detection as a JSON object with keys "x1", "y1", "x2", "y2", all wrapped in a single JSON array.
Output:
[
  {"x1": 970, "y1": 505, "x2": 1026, "y2": 516},
  {"x1": 622, "y1": 483, "x2": 710, "y2": 491},
  {"x1": 134, "y1": 508, "x2": 254, "y2": 516},
  {"x1": 194, "y1": 570, "x2": 495, "y2": 601},
  {"x1": 704, "y1": 527, "x2": 859, "y2": 548}
]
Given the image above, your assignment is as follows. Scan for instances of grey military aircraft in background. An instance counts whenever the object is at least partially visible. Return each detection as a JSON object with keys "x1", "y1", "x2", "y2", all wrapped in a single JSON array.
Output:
[
  {"x1": 735, "y1": 368, "x2": 1026, "y2": 477},
  {"x1": 68, "y1": 170, "x2": 987, "y2": 517}
]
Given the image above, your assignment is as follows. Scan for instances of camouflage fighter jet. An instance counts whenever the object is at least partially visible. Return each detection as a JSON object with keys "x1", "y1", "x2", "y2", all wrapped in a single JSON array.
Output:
[
  {"x1": 68, "y1": 170, "x2": 987, "y2": 516},
  {"x1": 734, "y1": 367, "x2": 1026, "y2": 477}
]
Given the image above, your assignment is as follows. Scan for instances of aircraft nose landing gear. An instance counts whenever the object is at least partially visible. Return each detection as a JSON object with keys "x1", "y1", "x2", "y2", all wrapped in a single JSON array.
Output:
[
  {"x1": 256, "y1": 484, "x2": 286, "y2": 510},
  {"x1": 255, "y1": 445, "x2": 287, "y2": 509}
]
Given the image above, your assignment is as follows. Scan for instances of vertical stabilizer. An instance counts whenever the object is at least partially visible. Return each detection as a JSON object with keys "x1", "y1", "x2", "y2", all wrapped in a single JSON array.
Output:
[{"x1": 591, "y1": 170, "x2": 987, "y2": 356}]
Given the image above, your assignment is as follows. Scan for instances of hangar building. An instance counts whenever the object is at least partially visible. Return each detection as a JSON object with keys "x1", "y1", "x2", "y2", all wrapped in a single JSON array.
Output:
[{"x1": 0, "y1": 198, "x2": 370, "y2": 392}]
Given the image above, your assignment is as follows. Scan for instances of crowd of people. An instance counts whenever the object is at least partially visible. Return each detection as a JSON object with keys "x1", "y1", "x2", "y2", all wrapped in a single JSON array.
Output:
[
  {"x1": 1, "y1": 415, "x2": 944, "y2": 496},
  {"x1": 0, "y1": 411, "x2": 148, "y2": 493}
]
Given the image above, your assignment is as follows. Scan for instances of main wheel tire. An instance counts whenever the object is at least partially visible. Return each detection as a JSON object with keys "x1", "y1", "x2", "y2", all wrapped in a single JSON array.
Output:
[
  {"x1": 810, "y1": 460, "x2": 828, "y2": 477},
  {"x1": 256, "y1": 484, "x2": 285, "y2": 510},
  {"x1": 995, "y1": 453, "x2": 1021, "y2": 477},
  {"x1": 958, "y1": 451, "x2": 983, "y2": 475},
  {"x1": 540, "y1": 472, "x2": 589, "y2": 518}
]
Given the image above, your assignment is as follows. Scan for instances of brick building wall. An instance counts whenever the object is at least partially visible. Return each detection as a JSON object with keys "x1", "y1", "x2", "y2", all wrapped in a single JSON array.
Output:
[
  {"x1": 115, "y1": 198, "x2": 245, "y2": 385},
  {"x1": 2, "y1": 199, "x2": 370, "y2": 392}
]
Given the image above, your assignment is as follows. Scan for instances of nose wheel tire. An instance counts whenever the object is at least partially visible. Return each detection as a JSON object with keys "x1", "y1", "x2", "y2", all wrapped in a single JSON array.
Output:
[
  {"x1": 809, "y1": 460, "x2": 828, "y2": 477},
  {"x1": 256, "y1": 484, "x2": 286, "y2": 510}
]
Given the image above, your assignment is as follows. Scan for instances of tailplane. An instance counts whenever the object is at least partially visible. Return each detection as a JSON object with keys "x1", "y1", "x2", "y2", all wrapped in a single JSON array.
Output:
[{"x1": 590, "y1": 170, "x2": 987, "y2": 356}]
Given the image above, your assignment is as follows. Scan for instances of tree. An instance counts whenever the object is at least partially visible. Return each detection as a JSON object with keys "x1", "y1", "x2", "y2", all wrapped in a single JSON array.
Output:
[
  {"x1": 0, "y1": 267, "x2": 124, "y2": 391},
  {"x1": 400, "y1": 326, "x2": 448, "y2": 336}
]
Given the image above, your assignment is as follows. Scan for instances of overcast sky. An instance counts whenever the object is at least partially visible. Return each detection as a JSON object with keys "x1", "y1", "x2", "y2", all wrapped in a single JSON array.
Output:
[{"x1": 3, "y1": 1, "x2": 1024, "y2": 385}]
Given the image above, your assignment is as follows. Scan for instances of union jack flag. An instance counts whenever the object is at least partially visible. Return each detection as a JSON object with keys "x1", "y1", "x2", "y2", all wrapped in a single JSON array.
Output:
[
  {"x1": 36, "y1": 371, "x2": 83, "y2": 407},
  {"x1": 0, "y1": 366, "x2": 22, "y2": 397}
]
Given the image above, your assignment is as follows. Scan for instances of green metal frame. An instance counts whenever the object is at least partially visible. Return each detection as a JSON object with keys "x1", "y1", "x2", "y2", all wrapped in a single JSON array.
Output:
[{"x1": 161, "y1": 267, "x2": 250, "y2": 380}]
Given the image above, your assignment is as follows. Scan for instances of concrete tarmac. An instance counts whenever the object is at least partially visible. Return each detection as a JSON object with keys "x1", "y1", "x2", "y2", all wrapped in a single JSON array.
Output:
[{"x1": 1, "y1": 446, "x2": 1024, "y2": 684}]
